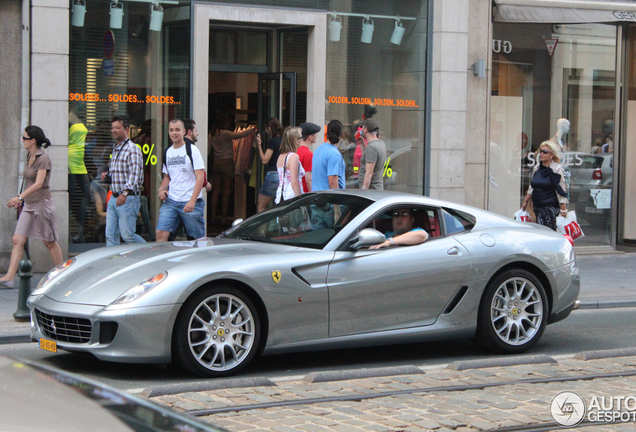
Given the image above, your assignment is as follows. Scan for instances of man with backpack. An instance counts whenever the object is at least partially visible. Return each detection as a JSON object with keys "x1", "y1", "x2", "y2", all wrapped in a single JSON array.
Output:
[{"x1": 156, "y1": 119, "x2": 206, "y2": 242}]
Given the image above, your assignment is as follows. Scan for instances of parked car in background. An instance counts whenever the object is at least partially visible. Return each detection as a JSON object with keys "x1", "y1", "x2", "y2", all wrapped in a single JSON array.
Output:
[
  {"x1": 563, "y1": 152, "x2": 613, "y2": 202},
  {"x1": 563, "y1": 152, "x2": 613, "y2": 224},
  {"x1": 28, "y1": 190, "x2": 579, "y2": 378}
]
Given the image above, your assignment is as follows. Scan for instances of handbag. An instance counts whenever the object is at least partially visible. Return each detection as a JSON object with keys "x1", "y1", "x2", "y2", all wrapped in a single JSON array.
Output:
[
  {"x1": 16, "y1": 176, "x2": 25, "y2": 220},
  {"x1": 513, "y1": 208, "x2": 532, "y2": 222},
  {"x1": 556, "y1": 211, "x2": 585, "y2": 240}
]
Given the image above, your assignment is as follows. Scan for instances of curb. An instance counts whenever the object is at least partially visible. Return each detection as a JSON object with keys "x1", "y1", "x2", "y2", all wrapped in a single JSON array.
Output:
[
  {"x1": 447, "y1": 354, "x2": 557, "y2": 371},
  {"x1": 304, "y1": 365, "x2": 423, "y2": 383},
  {"x1": 144, "y1": 376, "x2": 278, "y2": 398}
]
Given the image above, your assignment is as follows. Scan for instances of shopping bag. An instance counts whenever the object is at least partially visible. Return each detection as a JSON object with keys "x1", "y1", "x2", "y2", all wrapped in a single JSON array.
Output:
[
  {"x1": 513, "y1": 208, "x2": 533, "y2": 223},
  {"x1": 556, "y1": 211, "x2": 584, "y2": 240}
]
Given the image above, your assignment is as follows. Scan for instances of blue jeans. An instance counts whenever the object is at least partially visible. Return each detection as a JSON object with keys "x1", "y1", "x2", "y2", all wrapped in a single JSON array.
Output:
[
  {"x1": 156, "y1": 197, "x2": 206, "y2": 239},
  {"x1": 259, "y1": 171, "x2": 279, "y2": 197},
  {"x1": 106, "y1": 195, "x2": 146, "y2": 246}
]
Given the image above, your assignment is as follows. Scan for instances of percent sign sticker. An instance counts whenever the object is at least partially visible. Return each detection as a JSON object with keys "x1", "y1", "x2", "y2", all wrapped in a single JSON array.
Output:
[
  {"x1": 383, "y1": 158, "x2": 393, "y2": 177},
  {"x1": 136, "y1": 143, "x2": 157, "y2": 165}
]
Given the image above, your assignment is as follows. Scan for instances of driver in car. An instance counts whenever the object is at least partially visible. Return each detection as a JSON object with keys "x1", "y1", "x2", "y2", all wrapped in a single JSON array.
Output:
[{"x1": 370, "y1": 208, "x2": 429, "y2": 249}]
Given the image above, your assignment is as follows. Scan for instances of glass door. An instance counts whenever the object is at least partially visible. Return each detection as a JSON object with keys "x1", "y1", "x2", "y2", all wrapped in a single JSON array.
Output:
[{"x1": 255, "y1": 73, "x2": 297, "y2": 190}]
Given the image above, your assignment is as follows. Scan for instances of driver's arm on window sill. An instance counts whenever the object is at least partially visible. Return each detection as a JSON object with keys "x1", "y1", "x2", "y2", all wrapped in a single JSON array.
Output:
[{"x1": 369, "y1": 230, "x2": 429, "y2": 250}]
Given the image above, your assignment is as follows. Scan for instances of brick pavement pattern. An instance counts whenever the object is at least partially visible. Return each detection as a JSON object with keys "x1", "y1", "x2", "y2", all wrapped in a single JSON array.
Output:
[{"x1": 151, "y1": 355, "x2": 636, "y2": 431}]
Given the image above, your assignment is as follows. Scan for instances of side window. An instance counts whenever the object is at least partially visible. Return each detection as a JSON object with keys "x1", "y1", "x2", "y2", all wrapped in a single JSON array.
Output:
[
  {"x1": 364, "y1": 206, "x2": 442, "y2": 238},
  {"x1": 442, "y1": 208, "x2": 476, "y2": 235}
]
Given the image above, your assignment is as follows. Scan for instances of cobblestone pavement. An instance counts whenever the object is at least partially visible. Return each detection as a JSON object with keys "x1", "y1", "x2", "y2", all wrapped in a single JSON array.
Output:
[{"x1": 150, "y1": 354, "x2": 636, "y2": 432}]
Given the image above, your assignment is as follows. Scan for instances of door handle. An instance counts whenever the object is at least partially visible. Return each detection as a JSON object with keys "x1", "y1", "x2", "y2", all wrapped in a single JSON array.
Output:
[{"x1": 447, "y1": 247, "x2": 460, "y2": 256}]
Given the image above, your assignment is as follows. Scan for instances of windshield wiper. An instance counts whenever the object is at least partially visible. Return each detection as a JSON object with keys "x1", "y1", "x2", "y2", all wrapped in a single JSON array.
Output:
[{"x1": 236, "y1": 234, "x2": 277, "y2": 243}]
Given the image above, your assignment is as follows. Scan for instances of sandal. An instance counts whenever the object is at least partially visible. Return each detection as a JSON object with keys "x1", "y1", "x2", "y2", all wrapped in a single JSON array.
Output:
[{"x1": 0, "y1": 280, "x2": 14, "y2": 289}]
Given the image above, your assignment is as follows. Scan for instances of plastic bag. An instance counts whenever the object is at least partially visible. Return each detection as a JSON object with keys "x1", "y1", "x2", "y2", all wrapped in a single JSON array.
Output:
[
  {"x1": 556, "y1": 211, "x2": 584, "y2": 240},
  {"x1": 513, "y1": 208, "x2": 533, "y2": 223}
]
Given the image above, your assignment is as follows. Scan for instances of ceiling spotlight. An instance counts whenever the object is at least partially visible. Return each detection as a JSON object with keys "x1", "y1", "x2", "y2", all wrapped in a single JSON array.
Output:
[
  {"x1": 71, "y1": 0, "x2": 87, "y2": 28},
  {"x1": 328, "y1": 14, "x2": 342, "y2": 42},
  {"x1": 149, "y1": 3, "x2": 164, "y2": 32},
  {"x1": 110, "y1": 1, "x2": 124, "y2": 30},
  {"x1": 361, "y1": 17, "x2": 374, "y2": 44},
  {"x1": 390, "y1": 19, "x2": 405, "y2": 45}
]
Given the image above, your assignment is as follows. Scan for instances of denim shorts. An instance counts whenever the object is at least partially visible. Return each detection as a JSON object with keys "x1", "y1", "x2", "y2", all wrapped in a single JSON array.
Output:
[
  {"x1": 259, "y1": 170, "x2": 279, "y2": 197},
  {"x1": 157, "y1": 197, "x2": 206, "y2": 239}
]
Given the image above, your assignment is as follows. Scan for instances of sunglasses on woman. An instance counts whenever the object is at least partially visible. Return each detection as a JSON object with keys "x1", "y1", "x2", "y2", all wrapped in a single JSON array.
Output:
[{"x1": 539, "y1": 149, "x2": 551, "y2": 154}]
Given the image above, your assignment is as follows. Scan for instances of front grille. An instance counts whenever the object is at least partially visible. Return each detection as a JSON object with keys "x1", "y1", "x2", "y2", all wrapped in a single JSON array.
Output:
[{"x1": 35, "y1": 309, "x2": 92, "y2": 343}]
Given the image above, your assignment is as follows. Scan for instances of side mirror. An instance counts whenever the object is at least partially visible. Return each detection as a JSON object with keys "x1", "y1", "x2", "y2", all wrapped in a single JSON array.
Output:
[
  {"x1": 231, "y1": 218, "x2": 244, "y2": 227},
  {"x1": 350, "y1": 228, "x2": 385, "y2": 250}
]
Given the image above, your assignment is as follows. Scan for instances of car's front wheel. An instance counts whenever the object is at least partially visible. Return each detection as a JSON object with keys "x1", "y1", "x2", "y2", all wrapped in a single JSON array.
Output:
[
  {"x1": 173, "y1": 286, "x2": 260, "y2": 377},
  {"x1": 476, "y1": 269, "x2": 548, "y2": 354}
]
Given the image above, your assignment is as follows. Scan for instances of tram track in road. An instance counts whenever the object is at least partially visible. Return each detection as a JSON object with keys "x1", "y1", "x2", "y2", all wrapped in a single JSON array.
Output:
[
  {"x1": 186, "y1": 369, "x2": 636, "y2": 417},
  {"x1": 484, "y1": 418, "x2": 636, "y2": 431}
]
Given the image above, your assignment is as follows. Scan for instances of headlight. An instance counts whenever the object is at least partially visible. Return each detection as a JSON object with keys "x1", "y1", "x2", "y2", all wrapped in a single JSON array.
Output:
[
  {"x1": 109, "y1": 272, "x2": 167, "y2": 306},
  {"x1": 31, "y1": 258, "x2": 76, "y2": 296}
]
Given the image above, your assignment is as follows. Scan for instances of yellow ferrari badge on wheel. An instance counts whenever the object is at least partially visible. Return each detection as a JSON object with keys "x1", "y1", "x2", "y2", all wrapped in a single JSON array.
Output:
[{"x1": 271, "y1": 271, "x2": 281, "y2": 283}]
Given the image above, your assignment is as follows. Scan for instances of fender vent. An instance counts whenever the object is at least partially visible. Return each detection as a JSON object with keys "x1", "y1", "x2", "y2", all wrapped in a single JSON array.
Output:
[{"x1": 442, "y1": 286, "x2": 469, "y2": 315}]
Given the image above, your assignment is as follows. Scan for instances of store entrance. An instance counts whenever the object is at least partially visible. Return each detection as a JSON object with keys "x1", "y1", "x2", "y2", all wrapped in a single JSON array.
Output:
[{"x1": 206, "y1": 69, "x2": 299, "y2": 235}]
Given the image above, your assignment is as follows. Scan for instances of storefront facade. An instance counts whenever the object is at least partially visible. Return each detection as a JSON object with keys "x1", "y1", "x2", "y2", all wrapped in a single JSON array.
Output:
[
  {"x1": 62, "y1": 0, "x2": 430, "y2": 252},
  {"x1": 490, "y1": 0, "x2": 636, "y2": 250}
]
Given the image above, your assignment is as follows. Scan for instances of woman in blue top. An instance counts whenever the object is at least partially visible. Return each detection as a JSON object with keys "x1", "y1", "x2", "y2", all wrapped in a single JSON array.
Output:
[{"x1": 521, "y1": 140, "x2": 568, "y2": 230}]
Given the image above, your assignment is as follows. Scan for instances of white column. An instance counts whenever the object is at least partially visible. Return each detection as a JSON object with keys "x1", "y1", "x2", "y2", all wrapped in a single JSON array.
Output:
[{"x1": 31, "y1": 0, "x2": 69, "y2": 268}]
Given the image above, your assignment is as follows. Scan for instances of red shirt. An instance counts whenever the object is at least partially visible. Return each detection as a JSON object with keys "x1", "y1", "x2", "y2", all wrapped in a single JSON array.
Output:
[{"x1": 297, "y1": 145, "x2": 313, "y2": 193}]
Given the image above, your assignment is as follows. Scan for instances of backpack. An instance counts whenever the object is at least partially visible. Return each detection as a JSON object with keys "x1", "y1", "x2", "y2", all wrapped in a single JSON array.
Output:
[{"x1": 162, "y1": 140, "x2": 210, "y2": 188}]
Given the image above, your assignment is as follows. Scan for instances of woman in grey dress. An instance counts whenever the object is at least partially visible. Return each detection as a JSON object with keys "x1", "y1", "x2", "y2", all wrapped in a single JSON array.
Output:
[{"x1": 0, "y1": 126, "x2": 63, "y2": 289}]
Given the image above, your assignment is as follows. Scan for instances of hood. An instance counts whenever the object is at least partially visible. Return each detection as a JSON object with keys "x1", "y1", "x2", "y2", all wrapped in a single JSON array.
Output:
[{"x1": 44, "y1": 238, "x2": 298, "y2": 305}]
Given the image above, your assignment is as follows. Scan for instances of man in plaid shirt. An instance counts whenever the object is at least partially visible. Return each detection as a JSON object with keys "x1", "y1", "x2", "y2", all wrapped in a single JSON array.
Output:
[{"x1": 100, "y1": 115, "x2": 146, "y2": 246}]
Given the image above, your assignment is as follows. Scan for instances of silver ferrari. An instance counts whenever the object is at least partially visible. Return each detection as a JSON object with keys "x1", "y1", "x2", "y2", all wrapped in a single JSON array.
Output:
[{"x1": 27, "y1": 190, "x2": 580, "y2": 377}]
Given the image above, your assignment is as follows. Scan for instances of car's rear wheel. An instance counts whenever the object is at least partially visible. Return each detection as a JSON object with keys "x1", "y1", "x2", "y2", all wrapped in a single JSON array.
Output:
[
  {"x1": 476, "y1": 269, "x2": 548, "y2": 354},
  {"x1": 173, "y1": 285, "x2": 260, "y2": 377}
]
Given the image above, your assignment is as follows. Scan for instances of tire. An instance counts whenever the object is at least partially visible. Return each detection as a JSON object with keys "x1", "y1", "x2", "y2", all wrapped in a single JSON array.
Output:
[
  {"x1": 173, "y1": 285, "x2": 260, "y2": 377},
  {"x1": 476, "y1": 269, "x2": 548, "y2": 354}
]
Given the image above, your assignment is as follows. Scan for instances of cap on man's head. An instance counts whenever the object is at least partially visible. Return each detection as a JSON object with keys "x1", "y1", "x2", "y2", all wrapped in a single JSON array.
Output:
[
  {"x1": 363, "y1": 118, "x2": 379, "y2": 132},
  {"x1": 300, "y1": 122, "x2": 321, "y2": 136}
]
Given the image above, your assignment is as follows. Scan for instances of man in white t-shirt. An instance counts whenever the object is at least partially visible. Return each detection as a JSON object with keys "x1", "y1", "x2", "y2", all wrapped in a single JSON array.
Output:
[{"x1": 156, "y1": 119, "x2": 206, "y2": 242}]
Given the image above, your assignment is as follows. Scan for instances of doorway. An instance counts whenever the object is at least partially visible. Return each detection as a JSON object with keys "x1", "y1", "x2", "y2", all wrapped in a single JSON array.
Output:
[
  {"x1": 192, "y1": 4, "x2": 327, "y2": 235},
  {"x1": 204, "y1": 24, "x2": 306, "y2": 234}
]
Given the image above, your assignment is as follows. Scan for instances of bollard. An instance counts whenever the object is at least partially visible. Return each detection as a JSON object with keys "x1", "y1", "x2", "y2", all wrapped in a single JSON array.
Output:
[{"x1": 13, "y1": 259, "x2": 33, "y2": 322}]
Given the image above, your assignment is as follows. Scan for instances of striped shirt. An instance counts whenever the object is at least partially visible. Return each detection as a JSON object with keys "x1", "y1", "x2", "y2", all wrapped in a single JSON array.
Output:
[{"x1": 109, "y1": 139, "x2": 144, "y2": 194}]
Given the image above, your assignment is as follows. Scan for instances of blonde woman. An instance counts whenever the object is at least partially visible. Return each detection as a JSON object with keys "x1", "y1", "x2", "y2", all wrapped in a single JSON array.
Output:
[
  {"x1": 275, "y1": 127, "x2": 305, "y2": 204},
  {"x1": 521, "y1": 140, "x2": 568, "y2": 231}
]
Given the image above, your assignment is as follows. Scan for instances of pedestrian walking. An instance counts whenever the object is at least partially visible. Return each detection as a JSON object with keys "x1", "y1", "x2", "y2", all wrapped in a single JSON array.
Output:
[
  {"x1": 1, "y1": 126, "x2": 63, "y2": 288},
  {"x1": 101, "y1": 115, "x2": 146, "y2": 246},
  {"x1": 156, "y1": 119, "x2": 206, "y2": 242},
  {"x1": 275, "y1": 127, "x2": 305, "y2": 204},
  {"x1": 358, "y1": 117, "x2": 387, "y2": 190}
]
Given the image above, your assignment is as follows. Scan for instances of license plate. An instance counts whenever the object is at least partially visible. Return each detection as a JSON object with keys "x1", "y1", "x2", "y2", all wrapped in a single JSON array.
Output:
[
  {"x1": 585, "y1": 206, "x2": 603, "y2": 214},
  {"x1": 39, "y1": 338, "x2": 57, "y2": 353}
]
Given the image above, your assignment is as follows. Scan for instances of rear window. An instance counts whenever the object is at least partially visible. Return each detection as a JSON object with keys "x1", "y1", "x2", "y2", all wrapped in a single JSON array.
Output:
[{"x1": 442, "y1": 208, "x2": 476, "y2": 235}]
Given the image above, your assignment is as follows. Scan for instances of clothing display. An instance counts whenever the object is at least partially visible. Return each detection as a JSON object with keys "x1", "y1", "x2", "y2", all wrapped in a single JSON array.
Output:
[{"x1": 68, "y1": 123, "x2": 88, "y2": 174}]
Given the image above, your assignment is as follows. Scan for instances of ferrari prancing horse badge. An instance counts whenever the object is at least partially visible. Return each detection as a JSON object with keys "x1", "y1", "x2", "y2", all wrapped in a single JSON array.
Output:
[{"x1": 271, "y1": 271, "x2": 281, "y2": 283}]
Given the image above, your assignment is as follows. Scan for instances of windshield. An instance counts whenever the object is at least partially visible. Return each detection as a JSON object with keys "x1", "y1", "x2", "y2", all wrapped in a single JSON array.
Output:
[{"x1": 222, "y1": 193, "x2": 373, "y2": 249}]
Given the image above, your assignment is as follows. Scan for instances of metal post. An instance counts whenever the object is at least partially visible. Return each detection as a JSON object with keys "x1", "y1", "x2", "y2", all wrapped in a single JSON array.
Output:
[{"x1": 13, "y1": 259, "x2": 32, "y2": 322}]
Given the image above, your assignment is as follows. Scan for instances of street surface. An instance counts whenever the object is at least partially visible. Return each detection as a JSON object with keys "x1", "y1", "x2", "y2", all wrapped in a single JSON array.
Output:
[{"x1": 1, "y1": 307, "x2": 635, "y2": 393}]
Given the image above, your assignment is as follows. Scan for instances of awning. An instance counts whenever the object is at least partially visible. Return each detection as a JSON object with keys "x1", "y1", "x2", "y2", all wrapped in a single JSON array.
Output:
[{"x1": 494, "y1": 0, "x2": 636, "y2": 23}]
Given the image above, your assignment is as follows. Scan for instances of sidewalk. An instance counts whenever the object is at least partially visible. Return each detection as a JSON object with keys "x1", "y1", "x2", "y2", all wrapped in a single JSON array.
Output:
[{"x1": 2, "y1": 253, "x2": 636, "y2": 345}]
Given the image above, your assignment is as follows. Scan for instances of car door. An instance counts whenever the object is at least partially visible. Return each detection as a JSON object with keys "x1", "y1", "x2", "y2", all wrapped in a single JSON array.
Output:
[{"x1": 326, "y1": 213, "x2": 472, "y2": 338}]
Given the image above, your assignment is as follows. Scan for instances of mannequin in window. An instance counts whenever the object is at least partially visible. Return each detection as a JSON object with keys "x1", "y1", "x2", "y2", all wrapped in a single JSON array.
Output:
[
  {"x1": 551, "y1": 118, "x2": 570, "y2": 152},
  {"x1": 68, "y1": 101, "x2": 91, "y2": 243}
]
